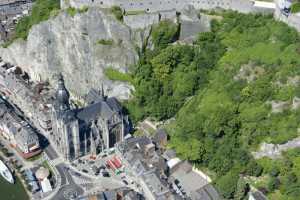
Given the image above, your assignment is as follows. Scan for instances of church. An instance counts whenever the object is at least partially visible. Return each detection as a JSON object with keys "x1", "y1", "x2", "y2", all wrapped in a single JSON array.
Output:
[{"x1": 50, "y1": 75, "x2": 129, "y2": 161}]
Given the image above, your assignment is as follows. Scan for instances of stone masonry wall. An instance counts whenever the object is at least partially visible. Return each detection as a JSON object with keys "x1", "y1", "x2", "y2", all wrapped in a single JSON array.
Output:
[
  {"x1": 61, "y1": 0, "x2": 256, "y2": 13},
  {"x1": 60, "y1": 0, "x2": 300, "y2": 32}
]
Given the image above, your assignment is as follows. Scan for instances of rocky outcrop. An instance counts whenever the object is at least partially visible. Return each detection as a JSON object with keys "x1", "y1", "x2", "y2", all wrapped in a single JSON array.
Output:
[
  {"x1": 0, "y1": 8, "x2": 143, "y2": 100},
  {"x1": 179, "y1": 5, "x2": 211, "y2": 43},
  {"x1": 253, "y1": 136, "x2": 300, "y2": 159},
  {"x1": 267, "y1": 100, "x2": 290, "y2": 113}
]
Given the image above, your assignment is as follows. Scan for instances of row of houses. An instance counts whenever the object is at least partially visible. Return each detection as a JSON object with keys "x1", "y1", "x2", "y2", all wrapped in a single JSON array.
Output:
[
  {"x1": 0, "y1": 97, "x2": 41, "y2": 158},
  {"x1": 115, "y1": 131, "x2": 220, "y2": 200},
  {"x1": 0, "y1": 60, "x2": 53, "y2": 136}
]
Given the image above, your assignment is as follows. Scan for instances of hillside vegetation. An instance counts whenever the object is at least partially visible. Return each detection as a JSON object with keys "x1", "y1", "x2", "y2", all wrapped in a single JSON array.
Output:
[{"x1": 124, "y1": 12, "x2": 300, "y2": 199}]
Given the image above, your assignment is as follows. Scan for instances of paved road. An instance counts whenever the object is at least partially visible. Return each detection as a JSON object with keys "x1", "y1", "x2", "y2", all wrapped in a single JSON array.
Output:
[
  {"x1": 51, "y1": 164, "x2": 84, "y2": 200},
  {"x1": 45, "y1": 144, "x2": 58, "y2": 161}
]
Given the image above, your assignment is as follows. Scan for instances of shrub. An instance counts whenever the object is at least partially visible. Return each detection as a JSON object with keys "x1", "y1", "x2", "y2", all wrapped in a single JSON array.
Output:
[
  {"x1": 67, "y1": 6, "x2": 88, "y2": 17},
  {"x1": 67, "y1": 7, "x2": 77, "y2": 17},
  {"x1": 291, "y1": 3, "x2": 300, "y2": 13},
  {"x1": 97, "y1": 39, "x2": 114, "y2": 45},
  {"x1": 104, "y1": 68, "x2": 133, "y2": 84},
  {"x1": 110, "y1": 6, "x2": 123, "y2": 22},
  {"x1": 78, "y1": 6, "x2": 89, "y2": 13},
  {"x1": 151, "y1": 20, "x2": 179, "y2": 50}
]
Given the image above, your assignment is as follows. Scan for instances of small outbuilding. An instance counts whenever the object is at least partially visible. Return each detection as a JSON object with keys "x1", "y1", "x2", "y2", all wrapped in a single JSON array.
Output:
[{"x1": 35, "y1": 167, "x2": 50, "y2": 180}]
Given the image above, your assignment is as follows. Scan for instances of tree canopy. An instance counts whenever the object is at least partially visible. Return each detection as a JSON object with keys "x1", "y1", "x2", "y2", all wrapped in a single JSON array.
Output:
[{"x1": 124, "y1": 11, "x2": 300, "y2": 199}]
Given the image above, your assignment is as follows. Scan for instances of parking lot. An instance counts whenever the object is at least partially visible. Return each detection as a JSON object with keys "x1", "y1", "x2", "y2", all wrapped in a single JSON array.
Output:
[{"x1": 69, "y1": 152, "x2": 139, "y2": 189}]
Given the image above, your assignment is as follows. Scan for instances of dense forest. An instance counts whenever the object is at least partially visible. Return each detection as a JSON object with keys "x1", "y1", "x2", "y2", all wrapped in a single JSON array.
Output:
[{"x1": 123, "y1": 12, "x2": 300, "y2": 199}]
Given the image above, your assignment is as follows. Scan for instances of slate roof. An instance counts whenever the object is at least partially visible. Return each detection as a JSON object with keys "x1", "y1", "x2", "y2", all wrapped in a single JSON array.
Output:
[
  {"x1": 0, "y1": 99, "x2": 39, "y2": 145},
  {"x1": 76, "y1": 99, "x2": 118, "y2": 123}
]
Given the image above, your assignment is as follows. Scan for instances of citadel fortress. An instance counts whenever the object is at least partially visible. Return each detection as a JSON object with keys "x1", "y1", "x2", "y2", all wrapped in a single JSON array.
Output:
[{"x1": 61, "y1": 0, "x2": 300, "y2": 31}]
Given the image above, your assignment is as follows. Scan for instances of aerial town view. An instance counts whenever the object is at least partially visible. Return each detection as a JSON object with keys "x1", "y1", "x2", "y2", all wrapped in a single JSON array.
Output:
[{"x1": 0, "y1": 0, "x2": 300, "y2": 199}]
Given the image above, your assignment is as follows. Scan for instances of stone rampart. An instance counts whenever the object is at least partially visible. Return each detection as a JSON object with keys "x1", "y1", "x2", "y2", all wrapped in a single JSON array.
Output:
[
  {"x1": 124, "y1": 13, "x2": 159, "y2": 29},
  {"x1": 58, "y1": 0, "x2": 300, "y2": 34},
  {"x1": 61, "y1": 0, "x2": 257, "y2": 13}
]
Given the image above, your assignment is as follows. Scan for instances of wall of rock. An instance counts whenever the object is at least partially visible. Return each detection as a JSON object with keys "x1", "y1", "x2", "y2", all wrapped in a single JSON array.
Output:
[{"x1": 0, "y1": 8, "x2": 143, "y2": 100}]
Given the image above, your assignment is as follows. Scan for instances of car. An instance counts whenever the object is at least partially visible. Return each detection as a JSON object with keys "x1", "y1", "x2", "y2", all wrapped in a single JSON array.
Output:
[
  {"x1": 89, "y1": 160, "x2": 95, "y2": 164},
  {"x1": 71, "y1": 163, "x2": 77, "y2": 167},
  {"x1": 122, "y1": 180, "x2": 128, "y2": 185},
  {"x1": 99, "y1": 165, "x2": 106, "y2": 170},
  {"x1": 102, "y1": 171, "x2": 110, "y2": 177},
  {"x1": 74, "y1": 172, "x2": 81, "y2": 177},
  {"x1": 82, "y1": 169, "x2": 88, "y2": 173}
]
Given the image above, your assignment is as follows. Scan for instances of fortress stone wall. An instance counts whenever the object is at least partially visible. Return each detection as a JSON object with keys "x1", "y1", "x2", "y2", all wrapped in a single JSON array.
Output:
[
  {"x1": 61, "y1": 0, "x2": 257, "y2": 13},
  {"x1": 60, "y1": 0, "x2": 300, "y2": 34}
]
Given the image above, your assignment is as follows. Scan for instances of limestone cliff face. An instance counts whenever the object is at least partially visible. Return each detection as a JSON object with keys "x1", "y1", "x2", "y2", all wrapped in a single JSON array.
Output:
[{"x1": 0, "y1": 8, "x2": 141, "y2": 100}]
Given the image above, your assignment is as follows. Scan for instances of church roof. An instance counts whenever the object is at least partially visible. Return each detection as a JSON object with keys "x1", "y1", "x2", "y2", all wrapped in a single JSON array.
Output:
[{"x1": 77, "y1": 97, "x2": 121, "y2": 123}]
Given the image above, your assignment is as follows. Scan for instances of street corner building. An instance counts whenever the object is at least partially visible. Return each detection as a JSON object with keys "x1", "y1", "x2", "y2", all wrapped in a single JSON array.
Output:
[
  {"x1": 0, "y1": 98, "x2": 41, "y2": 158},
  {"x1": 51, "y1": 74, "x2": 130, "y2": 161}
]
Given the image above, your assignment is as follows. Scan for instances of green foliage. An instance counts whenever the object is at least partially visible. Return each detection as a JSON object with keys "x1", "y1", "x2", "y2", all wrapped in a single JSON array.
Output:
[
  {"x1": 268, "y1": 177, "x2": 280, "y2": 192},
  {"x1": 110, "y1": 6, "x2": 123, "y2": 22},
  {"x1": 151, "y1": 20, "x2": 179, "y2": 50},
  {"x1": 126, "y1": 11, "x2": 300, "y2": 199},
  {"x1": 291, "y1": 3, "x2": 300, "y2": 13},
  {"x1": 78, "y1": 6, "x2": 89, "y2": 13},
  {"x1": 164, "y1": 12, "x2": 300, "y2": 199},
  {"x1": 67, "y1": 7, "x2": 77, "y2": 17},
  {"x1": 104, "y1": 68, "x2": 133, "y2": 84},
  {"x1": 97, "y1": 39, "x2": 114, "y2": 45},
  {"x1": 234, "y1": 178, "x2": 250, "y2": 200},
  {"x1": 67, "y1": 6, "x2": 89, "y2": 17},
  {"x1": 127, "y1": 27, "x2": 226, "y2": 121},
  {"x1": 125, "y1": 10, "x2": 146, "y2": 16},
  {"x1": 215, "y1": 170, "x2": 239, "y2": 199}
]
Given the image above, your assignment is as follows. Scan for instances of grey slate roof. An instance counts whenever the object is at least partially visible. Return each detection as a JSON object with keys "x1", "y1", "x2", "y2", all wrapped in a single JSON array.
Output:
[{"x1": 77, "y1": 100, "x2": 115, "y2": 123}]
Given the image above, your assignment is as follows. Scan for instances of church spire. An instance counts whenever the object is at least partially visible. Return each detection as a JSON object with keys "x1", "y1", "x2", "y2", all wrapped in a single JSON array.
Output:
[
  {"x1": 56, "y1": 73, "x2": 70, "y2": 111},
  {"x1": 100, "y1": 83, "x2": 105, "y2": 101}
]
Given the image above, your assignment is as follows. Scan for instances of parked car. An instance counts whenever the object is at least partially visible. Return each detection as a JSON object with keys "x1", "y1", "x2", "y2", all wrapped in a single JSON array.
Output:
[
  {"x1": 102, "y1": 171, "x2": 110, "y2": 177},
  {"x1": 89, "y1": 160, "x2": 95, "y2": 164},
  {"x1": 122, "y1": 180, "x2": 129, "y2": 185},
  {"x1": 74, "y1": 172, "x2": 81, "y2": 177},
  {"x1": 99, "y1": 165, "x2": 106, "y2": 170}
]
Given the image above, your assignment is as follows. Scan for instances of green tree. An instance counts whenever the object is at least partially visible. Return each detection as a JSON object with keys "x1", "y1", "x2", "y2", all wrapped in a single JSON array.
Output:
[
  {"x1": 110, "y1": 6, "x2": 123, "y2": 22},
  {"x1": 268, "y1": 177, "x2": 280, "y2": 192},
  {"x1": 234, "y1": 177, "x2": 249, "y2": 200},
  {"x1": 215, "y1": 170, "x2": 239, "y2": 199},
  {"x1": 151, "y1": 20, "x2": 179, "y2": 50}
]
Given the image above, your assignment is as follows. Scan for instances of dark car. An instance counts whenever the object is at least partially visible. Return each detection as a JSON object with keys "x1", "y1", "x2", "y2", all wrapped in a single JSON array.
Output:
[
  {"x1": 102, "y1": 171, "x2": 110, "y2": 177},
  {"x1": 99, "y1": 165, "x2": 106, "y2": 170},
  {"x1": 82, "y1": 169, "x2": 88, "y2": 173},
  {"x1": 122, "y1": 180, "x2": 129, "y2": 185},
  {"x1": 89, "y1": 160, "x2": 95, "y2": 165},
  {"x1": 73, "y1": 172, "x2": 81, "y2": 177}
]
